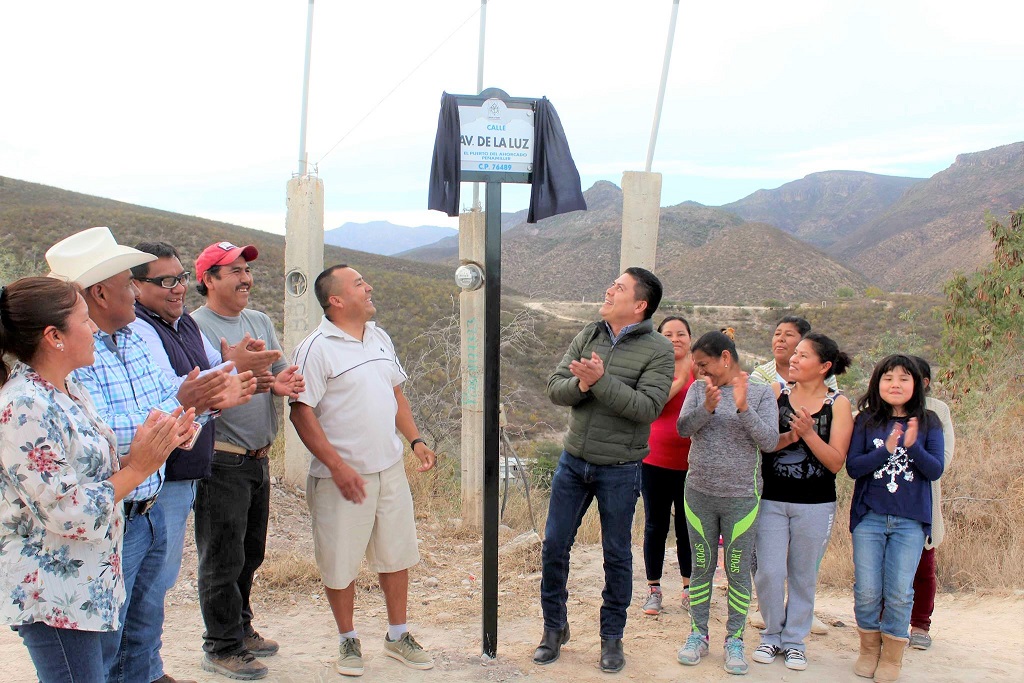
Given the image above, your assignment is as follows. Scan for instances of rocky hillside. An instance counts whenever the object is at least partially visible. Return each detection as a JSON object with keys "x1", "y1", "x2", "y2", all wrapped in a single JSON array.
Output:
[
  {"x1": 832, "y1": 142, "x2": 1024, "y2": 292},
  {"x1": 721, "y1": 170, "x2": 923, "y2": 248},
  {"x1": 0, "y1": 176, "x2": 458, "y2": 343},
  {"x1": 395, "y1": 208, "x2": 529, "y2": 265},
  {"x1": 499, "y1": 182, "x2": 868, "y2": 304}
]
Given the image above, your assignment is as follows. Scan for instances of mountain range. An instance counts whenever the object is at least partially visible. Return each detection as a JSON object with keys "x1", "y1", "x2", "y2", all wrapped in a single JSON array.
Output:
[
  {"x1": 323, "y1": 221, "x2": 456, "y2": 256},
  {"x1": 1, "y1": 141, "x2": 1020, "y2": 305},
  {"x1": 400, "y1": 141, "x2": 1024, "y2": 298}
]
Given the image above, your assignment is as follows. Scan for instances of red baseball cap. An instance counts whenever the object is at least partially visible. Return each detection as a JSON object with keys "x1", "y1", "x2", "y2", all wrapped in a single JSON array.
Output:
[{"x1": 195, "y1": 241, "x2": 259, "y2": 282}]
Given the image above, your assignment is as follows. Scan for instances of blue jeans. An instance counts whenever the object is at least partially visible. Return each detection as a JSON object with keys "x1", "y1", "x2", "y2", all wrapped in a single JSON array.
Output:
[
  {"x1": 18, "y1": 622, "x2": 107, "y2": 683},
  {"x1": 541, "y1": 451, "x2": 641, "y2": 640},
  {"x1": 151, "y1": 479, "x2": 196, "y2": 678},
  {"x1": 101, "y1": 502, "x2": 169, "y2": 683},
  {"x1": 852, "y1": 511, "x2": 925, "y2": 638}
]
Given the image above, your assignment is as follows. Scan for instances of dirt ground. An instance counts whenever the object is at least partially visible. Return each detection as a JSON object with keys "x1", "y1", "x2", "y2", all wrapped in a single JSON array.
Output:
[{"x1": 3, "y1": 481, "x2": 1022, "y2": 682}]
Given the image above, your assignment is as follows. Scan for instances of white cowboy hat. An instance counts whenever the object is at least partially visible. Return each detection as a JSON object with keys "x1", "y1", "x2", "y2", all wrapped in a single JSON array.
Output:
[{"x1": 46, "y1": 227, "x2": 156, "y2": 288}]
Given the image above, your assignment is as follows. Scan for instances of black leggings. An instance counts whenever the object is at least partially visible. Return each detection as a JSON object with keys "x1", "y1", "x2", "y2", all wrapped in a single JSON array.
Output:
[{"x1": 640, "y1": 462, "x2": 692, "y2": 582}]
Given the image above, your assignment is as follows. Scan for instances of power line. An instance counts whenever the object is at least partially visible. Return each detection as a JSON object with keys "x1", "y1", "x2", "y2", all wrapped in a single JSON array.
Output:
[{"x1": 315, "y1": 5, "x2": 481, "y2": 166}]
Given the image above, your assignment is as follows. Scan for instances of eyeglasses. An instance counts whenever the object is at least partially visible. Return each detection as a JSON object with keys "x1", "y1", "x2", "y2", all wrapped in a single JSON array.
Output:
[{"x1": 134, "y1": 272, "x2": 191, "y2": 289}]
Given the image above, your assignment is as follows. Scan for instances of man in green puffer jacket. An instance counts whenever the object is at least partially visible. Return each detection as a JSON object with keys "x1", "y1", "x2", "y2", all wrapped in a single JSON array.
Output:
[{"x1": 533, "y1": 267, "x2": 674, "y2": 674}]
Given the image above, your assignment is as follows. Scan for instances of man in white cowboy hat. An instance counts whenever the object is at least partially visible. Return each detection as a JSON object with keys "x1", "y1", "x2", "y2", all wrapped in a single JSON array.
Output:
[{"x1": 46, "y1": 227, "x2": 256, "y2": 683}]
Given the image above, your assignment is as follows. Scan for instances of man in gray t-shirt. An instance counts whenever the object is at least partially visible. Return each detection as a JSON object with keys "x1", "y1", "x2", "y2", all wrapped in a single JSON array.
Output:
[{"x1": 190, "y1": 241, "x2": 304, "y2": 681}]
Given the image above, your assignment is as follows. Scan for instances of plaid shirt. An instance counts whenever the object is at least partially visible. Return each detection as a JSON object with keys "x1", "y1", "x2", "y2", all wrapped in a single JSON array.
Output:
[
  {"x1": 74, "y1": 327, "x2": 181, "y2": 501},
  {"x1": 604, "y1": 321, "x2": 641, "y2": 346}
]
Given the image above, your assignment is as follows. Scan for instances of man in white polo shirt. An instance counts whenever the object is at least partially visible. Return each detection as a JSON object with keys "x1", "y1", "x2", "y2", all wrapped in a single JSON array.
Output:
[{"x1": 289, "y1": 264, "x2": 436, "y2": 678}]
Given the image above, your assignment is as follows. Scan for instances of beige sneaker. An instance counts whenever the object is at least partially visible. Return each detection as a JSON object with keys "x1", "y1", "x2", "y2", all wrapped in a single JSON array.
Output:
[
  {"x1": 748, "y1": 610, "x2": 766, "y2": 629},
  {"x1": 383, "y1": 632, "x2": 434, "y2": 670},
  {"x1": 336, "y1": 637, "x2": 364, "y2": 677},
  {"x1": 811, "y1": 615, "x2": 830, "y2": 635}
]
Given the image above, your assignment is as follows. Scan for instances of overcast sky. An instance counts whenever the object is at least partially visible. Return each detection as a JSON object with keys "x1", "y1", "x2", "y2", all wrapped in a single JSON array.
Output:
[{"x1": 2, "y1": 0, "x2": 1020, "y2": 235}]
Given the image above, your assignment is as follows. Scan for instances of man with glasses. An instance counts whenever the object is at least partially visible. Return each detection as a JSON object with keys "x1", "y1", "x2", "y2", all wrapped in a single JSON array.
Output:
[{"x1": 129, "y1": 241, "x2": 278, "y2": 682}]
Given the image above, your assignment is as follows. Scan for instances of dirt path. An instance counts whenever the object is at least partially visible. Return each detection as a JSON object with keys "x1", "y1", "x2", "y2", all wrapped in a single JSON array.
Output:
[{"x1": 3, "y1": 486, "x2": 1022, "y2": 682}]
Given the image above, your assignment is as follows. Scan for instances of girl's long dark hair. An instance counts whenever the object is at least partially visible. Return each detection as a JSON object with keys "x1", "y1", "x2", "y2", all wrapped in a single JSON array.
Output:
[{"x1": 856, "y1": 354, "x2": 928, "y2": 428}]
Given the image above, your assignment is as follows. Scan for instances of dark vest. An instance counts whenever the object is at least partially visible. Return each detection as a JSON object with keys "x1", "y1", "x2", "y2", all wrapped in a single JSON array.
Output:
[{"x1": 134, "y1": 302, "x2": 216, "y2": 480}]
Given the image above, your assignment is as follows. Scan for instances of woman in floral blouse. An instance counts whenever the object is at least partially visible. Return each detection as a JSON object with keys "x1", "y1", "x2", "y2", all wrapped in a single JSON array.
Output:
[{"x1": 0, "y1": 276, "x2": 194, "y2": 683}]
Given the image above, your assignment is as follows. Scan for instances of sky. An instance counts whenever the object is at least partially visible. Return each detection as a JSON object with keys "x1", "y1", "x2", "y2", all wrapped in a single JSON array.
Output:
[{"x1": 2, "y1": 1, "x2": 1021, "y2": 236}]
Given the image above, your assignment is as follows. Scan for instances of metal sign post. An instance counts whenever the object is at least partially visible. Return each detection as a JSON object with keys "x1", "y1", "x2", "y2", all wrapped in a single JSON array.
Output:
[{"x1": 453, "y1": 87, "x2": 536, "y2": 658}]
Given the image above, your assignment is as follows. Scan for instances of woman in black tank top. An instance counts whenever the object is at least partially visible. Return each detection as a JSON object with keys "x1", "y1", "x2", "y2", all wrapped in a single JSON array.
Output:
[{"x1": 752, "y1": 333, "x2": 854, "y2": 670}]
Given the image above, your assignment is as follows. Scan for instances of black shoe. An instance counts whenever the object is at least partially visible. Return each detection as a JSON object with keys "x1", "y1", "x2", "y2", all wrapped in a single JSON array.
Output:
[
  {"x1": 533, "y1": 624, "x2": 570, "y2": 665},
  {"x1": 600, "y1": 638, "x2": 625, "y2": 673}
]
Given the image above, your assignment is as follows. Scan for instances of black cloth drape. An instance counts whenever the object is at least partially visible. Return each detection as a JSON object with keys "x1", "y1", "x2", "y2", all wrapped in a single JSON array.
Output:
[
  {"x1": 427, "y1": 92, "x2": 461, "y2": 217},
  {"x1": 527, "y1": 97, "x2": 587, "y2": 223}
]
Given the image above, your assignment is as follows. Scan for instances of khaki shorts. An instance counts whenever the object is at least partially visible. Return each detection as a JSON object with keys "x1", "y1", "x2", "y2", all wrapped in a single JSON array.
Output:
[{"x1": 306, "y1": 459, "x2": 420, "y2": 589}]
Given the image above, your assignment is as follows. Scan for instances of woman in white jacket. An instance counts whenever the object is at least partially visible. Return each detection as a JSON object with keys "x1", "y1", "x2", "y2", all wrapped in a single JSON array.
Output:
[{"x1": 907, "y1": 356, "x2": 955, "y2": 651}]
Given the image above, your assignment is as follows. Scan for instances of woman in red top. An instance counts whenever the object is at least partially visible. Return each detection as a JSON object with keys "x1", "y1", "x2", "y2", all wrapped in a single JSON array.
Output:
[{"x1": 640, "y1": 316, "x2": 696, "y2": 615}]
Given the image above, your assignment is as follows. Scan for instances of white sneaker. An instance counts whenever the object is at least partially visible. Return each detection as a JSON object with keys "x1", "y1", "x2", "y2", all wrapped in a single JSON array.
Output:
[
  {"x1": 752, "y1": 643, "x2": 779, "y2": 664},
  {"x1": 783, "y1": 648, "x2": 808, "y2": 670}
]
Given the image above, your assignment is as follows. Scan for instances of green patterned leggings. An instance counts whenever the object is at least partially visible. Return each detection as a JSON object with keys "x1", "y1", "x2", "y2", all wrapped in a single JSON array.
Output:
[{"x1": 683, "y1": 486, "x2": 760, "y2": 640}]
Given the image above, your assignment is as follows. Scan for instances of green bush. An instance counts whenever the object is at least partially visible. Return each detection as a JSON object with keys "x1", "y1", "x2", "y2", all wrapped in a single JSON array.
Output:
[{"x1": 527, "y1": 440, "x2": 564, "y2": 489}]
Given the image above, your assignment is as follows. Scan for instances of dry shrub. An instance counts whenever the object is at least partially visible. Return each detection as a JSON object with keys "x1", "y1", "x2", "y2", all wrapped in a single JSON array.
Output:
[
  {"x1": 819, "y1": 476, "x2": 855, "y2": 588},
  {"x1": 267, "y1": 431, "x2": 286, "y2": 481},
  {"x1": 498, "y1": 535, "x2": 542, "y2": 580},
  {"x1": 935, "y1": 354, "x2": 1024, "y2": 589},
  {"x1": 820, "y1": 354, "x2": 1024, "y2": 590},
  {"x1": 405, "y1": 451, "x2": 464, "y2": 522},
  {"x1": 258, "y1": 550, "x2": 321, "y2": 590}
]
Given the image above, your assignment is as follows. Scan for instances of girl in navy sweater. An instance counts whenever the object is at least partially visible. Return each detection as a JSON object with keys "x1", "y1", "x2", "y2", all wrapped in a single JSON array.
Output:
[{"x1": 847, "y1": 355, "x2": 944, "y2": 683}]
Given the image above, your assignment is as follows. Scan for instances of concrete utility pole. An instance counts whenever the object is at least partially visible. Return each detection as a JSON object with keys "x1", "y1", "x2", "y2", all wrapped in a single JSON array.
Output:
[
  {"x1": 284, "y1": 0, "x2": 324, "y2": 486},
  {"x1": 620, "y1": 0, "x2": 680, "y2": 273},
  {"x1": 460, "y1": 0, "x2": 489, "y2": 527},
  {"x1": 459, "y1": 209, "x2": 486, "y2": 527}
]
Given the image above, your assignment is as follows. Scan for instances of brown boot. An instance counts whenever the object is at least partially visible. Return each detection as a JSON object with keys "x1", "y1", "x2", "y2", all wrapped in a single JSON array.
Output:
[
  {"x1": 874, "y1": 633, "x2": 909, "y2": 682},
  {"x1": 854, "y1": 628, "x2": 882, "y2": 678}
]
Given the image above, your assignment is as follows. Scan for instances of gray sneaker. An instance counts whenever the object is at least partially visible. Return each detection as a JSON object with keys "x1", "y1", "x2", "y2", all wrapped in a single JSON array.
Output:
[
  {"x1": 201, "y1": 651, "x2": 268, "y2": 680},
  {"x1": 384, "y1": 632, "x2": 434, "y2": 670},
  {"x1": 724, "y1": 637, "x2": 748, "y2": 675},
  {"x1": 335, "y1": 637, "x2": 364, "y2": 677},
  {"x1": 643, "y1": 587, "x2": 663, "y2": 615},
  {"x1": 909, "y1": 630, "x2": 932, "y2": 650},
  {"x1": 677, "y1": 632, "x2": 710, "y2": 666}
]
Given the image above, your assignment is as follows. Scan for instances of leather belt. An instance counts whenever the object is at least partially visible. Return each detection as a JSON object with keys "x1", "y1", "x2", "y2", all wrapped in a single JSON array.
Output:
[
  {"x1": 124, "y1": 496, "x2": 158, "y2": 520},
  {"x1": 214, "y1": 440, "x2": 272, "y2": 459}
]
